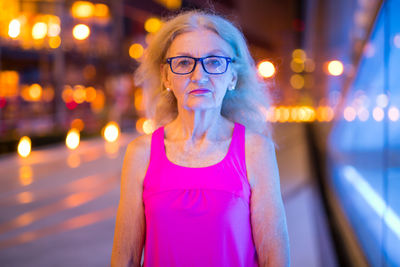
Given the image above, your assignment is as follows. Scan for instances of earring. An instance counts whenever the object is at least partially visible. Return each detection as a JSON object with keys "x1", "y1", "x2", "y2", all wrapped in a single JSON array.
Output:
[
  {"x1": 229, "y1": 86, "x2": 235, "y2": 91},
  {"x1": 166, "y1": 87, "x2": 171, "y2": 92}
]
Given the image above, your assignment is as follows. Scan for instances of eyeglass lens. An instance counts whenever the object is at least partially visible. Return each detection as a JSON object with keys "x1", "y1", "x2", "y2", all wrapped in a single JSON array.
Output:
[{"x1": 170, "y1": 57, "x2": 228, "y2": 74}]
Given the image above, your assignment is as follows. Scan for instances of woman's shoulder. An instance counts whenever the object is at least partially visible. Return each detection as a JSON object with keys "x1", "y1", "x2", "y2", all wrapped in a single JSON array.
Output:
[
  {"x1": 124, "y1": 133, "x2": 152, "y2": 165},
  {"x1": 244, "y1": 127, "x2": 276, "y2": 153}
]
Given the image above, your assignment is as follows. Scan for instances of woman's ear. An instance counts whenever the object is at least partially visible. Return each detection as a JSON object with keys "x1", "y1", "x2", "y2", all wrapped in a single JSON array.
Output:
[
  {"x1": 161, "y1": 64, "x2": 171, "y2": 90},
  {"x1": 229, "y1": 69, "x2": 238, "y2": 89}
]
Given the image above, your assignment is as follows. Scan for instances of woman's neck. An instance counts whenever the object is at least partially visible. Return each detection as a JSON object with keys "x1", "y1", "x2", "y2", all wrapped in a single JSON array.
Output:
[{"x1": 168, "y1": 106, "x2": 229, "y2": 144}]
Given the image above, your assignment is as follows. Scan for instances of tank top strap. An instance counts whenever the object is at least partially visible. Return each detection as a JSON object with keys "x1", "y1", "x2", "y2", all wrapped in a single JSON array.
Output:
[
  {"x1": 229, "y1": 122, "x2": 246, "y2": 158},
  {"x1": 149, "y1": 126, "x2": 165, "y2": 163}
]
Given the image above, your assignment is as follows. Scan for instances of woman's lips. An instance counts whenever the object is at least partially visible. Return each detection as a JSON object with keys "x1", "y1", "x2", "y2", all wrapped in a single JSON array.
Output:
[{"x1": 189, "y1": 88, "x2": 212, "y2": 95}]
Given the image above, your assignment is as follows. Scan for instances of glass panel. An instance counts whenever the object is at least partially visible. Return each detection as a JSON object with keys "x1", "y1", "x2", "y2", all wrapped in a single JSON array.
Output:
[{"x1": 328, "y1": 1, "x2": 400, "y2": 265}]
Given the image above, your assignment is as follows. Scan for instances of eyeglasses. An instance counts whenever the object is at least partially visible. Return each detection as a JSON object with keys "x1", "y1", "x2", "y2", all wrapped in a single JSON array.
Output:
[{"x1": 166, "y1": 55, "x2": 233, "y2": 75}]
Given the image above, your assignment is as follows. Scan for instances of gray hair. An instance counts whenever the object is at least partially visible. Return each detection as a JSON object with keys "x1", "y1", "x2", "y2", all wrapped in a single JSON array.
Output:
[{"x1": 134, "y1": 10, "x2": 274, "y2": 140}]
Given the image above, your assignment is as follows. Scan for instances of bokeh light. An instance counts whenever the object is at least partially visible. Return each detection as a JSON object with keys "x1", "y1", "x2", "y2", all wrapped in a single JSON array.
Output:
[
  {"x1": 292, "y1": 49, "x2": 306, "y2": 60},
  {"x1": 71, "y1": 118, "x2": 85, "y2": 131},
  {"x1": 344, "y1": 106, "x2": 356, "y2": 121},
  {"x1": 257, "y1": 60, "x2": 275, "y2": 78},
  {"x1": 129, "y1": 43, "x2": 144, "y2": 59},
  {"x1": 28, "y1": 84, "x2": 42, "y2": 101},
  {"x1": 66, "y1": 129, "x2": 80, "y2": 150},
  {"x1": 71, "y1": 1, "x2": 94, "y2": 18},
  {"x1": 327, "y1": 60, "x2": 344, "y2": 76},
  {"x1": 143, "y1": 119, "x2": 155, "y2": 134},
  {"x1": 73, "y1": 85, "x2": 86, "y2": 104},
  {"x1": 94, "y1": 3, "x2": 109, "y2": 18},
  {"x1": 8, "y1": 19, "x2": 21, "y2": 38},
  {"x1": 290, "y1": 58, "x2": 304, "y2": 73},
  {"x1": 103, "y1": 122, "x2": 120, "y2": 142},
  {"x1": 393, "y1": 34, "x2": 400, "y2": 48},
  {"x1": 73, "y1": 24, "x2": 90, "y2": 40},
  {"x1": 48, "y1": 36, "x2": 61, "y2": 49},
  {"x1": 18, "y1": 136, "x2": 32, "y2": 158},
  {"x1": 32, "y1": 22, "x2": 48, "y2": 39},
  {"x1": 48, "y1": 22, "x2": 61, "y2": 37},
  {"x1": 376, "y1": 94, "x2": 389, "y2": 108},
  {"x1": 290, "y1": 74, "x2": 305, "y2": 89},
  {"x1": 372, "y1": 107, "x2": 384, "y2": 121},
  {"x1": 388, "y1": 106, "x2": 399, "y2": 121},
  {"x1": 357, "y1": 107, "x2": 369, "y2": 121},
  {"x1": 144, "y1": 17, "x2": 162, "y2": 33}
]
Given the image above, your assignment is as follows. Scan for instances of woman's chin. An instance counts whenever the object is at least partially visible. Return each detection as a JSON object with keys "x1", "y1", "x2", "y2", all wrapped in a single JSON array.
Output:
[{"x1": 183, "y1": 99, "x2": 219, "y2": 111}]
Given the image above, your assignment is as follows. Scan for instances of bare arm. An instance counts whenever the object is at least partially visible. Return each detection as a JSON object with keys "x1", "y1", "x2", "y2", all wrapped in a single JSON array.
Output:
[
  {"x1": 111, "y1": 135, "x2": 151, "y2": 267},
  {"x1": 246, "y1": 132, "x2": 290, "y2": 267}
]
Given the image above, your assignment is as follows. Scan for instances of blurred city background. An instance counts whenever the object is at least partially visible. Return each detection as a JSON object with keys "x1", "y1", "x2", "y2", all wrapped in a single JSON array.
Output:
[{"x1": 0, "y1": 0, "x2": 399, "y2": 266}]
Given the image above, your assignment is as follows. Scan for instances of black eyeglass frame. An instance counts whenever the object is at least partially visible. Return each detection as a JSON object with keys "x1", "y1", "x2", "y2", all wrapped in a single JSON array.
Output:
[{"x1": 166, "y1": 55, "x2": 233, "y2": 75}]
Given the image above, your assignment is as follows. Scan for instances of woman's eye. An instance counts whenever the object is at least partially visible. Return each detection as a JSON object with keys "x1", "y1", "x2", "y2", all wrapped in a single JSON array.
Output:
[
  {"x1": 177, "y1": 59, "x2": 191, "y2": 66},
  {"x1": 206, "y1": 59, "x2": 222, "y2": 66}
]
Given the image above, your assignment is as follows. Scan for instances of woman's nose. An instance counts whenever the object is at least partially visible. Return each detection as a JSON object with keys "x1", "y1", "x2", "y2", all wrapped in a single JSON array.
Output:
[{"x1": 190, "y1": 62, "x2": 208, "y2": 83}]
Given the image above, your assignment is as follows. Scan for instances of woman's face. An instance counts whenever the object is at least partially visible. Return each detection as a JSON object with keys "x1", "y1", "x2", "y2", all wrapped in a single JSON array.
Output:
[{"x1": 162, "y1": 29, "x2": 237, "y2": 111}]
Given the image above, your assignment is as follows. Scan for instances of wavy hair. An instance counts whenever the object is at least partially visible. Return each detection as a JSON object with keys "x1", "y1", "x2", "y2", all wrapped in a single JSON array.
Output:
[{"x1": 134, "y1": 10, "x2": 274, "y2": 139}]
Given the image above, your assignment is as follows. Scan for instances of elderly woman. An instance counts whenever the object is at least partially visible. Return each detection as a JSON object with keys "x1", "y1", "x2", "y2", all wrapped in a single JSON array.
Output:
[{"x1": 111, "y1": 10, "x2": 289, "y2": 267}]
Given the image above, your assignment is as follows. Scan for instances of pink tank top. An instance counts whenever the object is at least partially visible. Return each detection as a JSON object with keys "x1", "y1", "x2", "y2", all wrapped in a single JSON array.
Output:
[{"x1": 142, "y1": 123, "x2": 259, "y2": 267}]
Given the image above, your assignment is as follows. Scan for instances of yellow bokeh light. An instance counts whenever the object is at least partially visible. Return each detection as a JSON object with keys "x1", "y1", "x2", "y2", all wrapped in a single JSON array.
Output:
[
  {"x1": 290, "y1": 58, "x2": 304, "y2": 73},
  {"x1": 143, "y1": 119, "x2": 155, "y2": 134},
  {"x1": 317, "y1": 106, "x2": 335, "y2": 122},
  {"x1": 144, "y1": 17, "x2": 162, "y2": 33},
  {"x1": 72, "y1": 24, "x2": 90, "y2": 40},
  {"x1": 103, "y1": 122, "x2": 120, "y2": 142},
  {"x1": 19, "y1": 165, "x2": 33, "y2": 186},
  {"x1": 28, "y1": 84, "x2": 42, "y2": 101},
  {"x1": 90, "y1": 90, "x2": 105, "y2": 113},
  {"x1": 155, "y1": 0, "x2": 182, "y2": 10},
  {"x1": 18, "y1": 136, "x2": 31, "y2": 158},
  {"x1": 71, "y1": 1, "x2": 94, "y2": 18},
  {"x1": 8, "y1": 19, "x2": 21, "y2": 38},
  {"x1": 85, "y1": 86, "x2": 96, "y2": 102},
  {"x1": 290, "y1": 74, "x2": 305, "y2": 89},
  {"x1": 276, "y1": 106, "x2": 290, "y2": 123},
  {"x1": 73, "y1": 85, "x2": 86, "y2": 104},
  {"x1": 327, "y1": 60, "x2": 344, "y2": 76},
  {"x1": 134, "y1": 89, "x2": 145, "y2": 111},
  {"x1": 388, "y1": 106, "x2": 399, "y2": 121},
  {"x1": 136, "y1": 118, "x2": 146, "y2": 133},
  {"x1": 71, "y1": 118, "x2": 85, "y2": 131},
  {"x1": 94, "y1": 3, "x2": 109, "y2": 18},
  {"x1": 129, "y1": 43, "x2": 144, "y2": 59},
  {"x1": 0, "y1": 71, "x2": 19, "y2": 98},
  {"x1": 32, "y1": 22, "x2": 48, "y2": 39},
  {"x1": 344, "y1": 106, "x2": 356, "y2": 121},
  {"x1": 48, "y1": 36, "x2": 61, "y2": 49},
  {"x1": 66, "y1": 129, "x2": 80, "y2": 150},
  {"x1": 257, "y1": 60, "x2": 275, "y2": 78},
  {"x1": 62, "y1": 86, "x2": 74, "y2": 103},
  {"x1": 48, "y1": 22, "x2": 60, "y2": 37},
  {"x1": 292, "y1": 49, "x2": 306, "y2": 60},
  {"x1": 298, "y1": 106, "x2": 316, "y2": 122}
]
